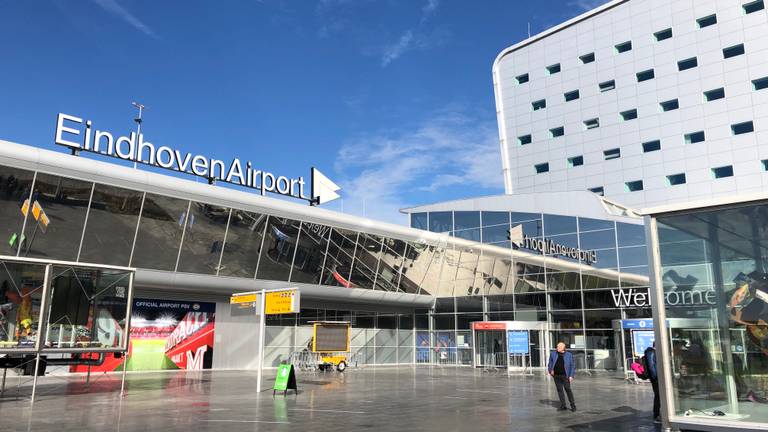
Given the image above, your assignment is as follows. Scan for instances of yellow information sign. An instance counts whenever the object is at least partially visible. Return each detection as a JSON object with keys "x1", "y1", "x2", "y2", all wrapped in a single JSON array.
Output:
[
  {"x1": 230, "y1": 292, "x2": 258, "y2": 305},
  {"x1": 38, "y1": 212, "x2": 50, "y2": 233},
  {"x1": 31, "y1": 200, "x2": 42, "y2": 221},
  {"x1": 20, "y1": 199, "x2": 29, "y2": 217},
  {"x1": 265, "y1": 288, "x2": 299, "y2": 315}
]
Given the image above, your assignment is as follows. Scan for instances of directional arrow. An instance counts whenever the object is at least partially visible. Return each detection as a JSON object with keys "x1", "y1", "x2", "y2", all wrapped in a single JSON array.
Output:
[{"x1": 311, "y1": 167, "x2": 341, "y2": 205}]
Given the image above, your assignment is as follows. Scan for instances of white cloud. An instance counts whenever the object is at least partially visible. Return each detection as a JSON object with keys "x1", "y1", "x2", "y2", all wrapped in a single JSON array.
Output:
[
  {"x1": 381, "y1": 30, "x2": 414, "y2": 66},
  {"x1": 422, "y1": 0, "x2": 440, "y2": 19},
  {"x1": 329, "y1": 110, "x2": 504, "y2": 224},
  {"x1": 91, "y1": 0, "x2": 158, "y2": 39}
]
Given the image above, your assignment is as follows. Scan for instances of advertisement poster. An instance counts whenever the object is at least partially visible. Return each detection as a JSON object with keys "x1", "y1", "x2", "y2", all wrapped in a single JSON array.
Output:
[
  {"x1": 71, "y1": 298, "x2": 215, "y2": 372},
  {"x1": 632, "y1": 330, "x2": 655, "y2": 357}
]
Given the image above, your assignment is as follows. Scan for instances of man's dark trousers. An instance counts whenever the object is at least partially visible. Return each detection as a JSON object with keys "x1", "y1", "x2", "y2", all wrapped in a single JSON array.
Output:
[
  {"x1": 651, "y1": 378, "x2": 660, "y2": 418},
  {"x1": 554, "y1": 375, "x2": 575, "y2": 408}
]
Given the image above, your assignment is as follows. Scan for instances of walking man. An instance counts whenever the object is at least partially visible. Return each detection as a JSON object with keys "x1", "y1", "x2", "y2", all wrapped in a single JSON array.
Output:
[
  {"x1": 547, "y1": 342, "x2": 576, "y2": 412},
  {"x1": 645, "y1": 343, "x2": 660, "y2": 423}
]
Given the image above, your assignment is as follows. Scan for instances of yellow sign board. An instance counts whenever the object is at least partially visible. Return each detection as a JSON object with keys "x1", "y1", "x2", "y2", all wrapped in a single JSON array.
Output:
[
  {"x1": 31, "y1": 200, "x2": 42, "y2": 221},
  {"x1": 39, "y1": 212, "x2": 50, "y2": 233},
  {"x1": 230, "y1": 292, "x2": 258, "y2": 305},
  {"x1": 265, "y1": 289, "x2": 299, "y2": 315},
  {"x1": 20, "y1": 199, "x2": 29, "y2": 217}
]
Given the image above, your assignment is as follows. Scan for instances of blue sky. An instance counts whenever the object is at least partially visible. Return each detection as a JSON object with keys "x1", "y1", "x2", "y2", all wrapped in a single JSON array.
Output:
[{"x1": 0, "y1": 0, "x2": 607, "y2": 224}]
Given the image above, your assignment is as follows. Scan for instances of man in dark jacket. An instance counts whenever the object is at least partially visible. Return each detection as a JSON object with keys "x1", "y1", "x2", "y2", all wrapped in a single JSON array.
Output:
[
  {"x1": 645, "y1": 343, "x2": 660, "y2": 422},
  {"x1": 547, "y1": 342, "x2": 576, "y2": 412}
]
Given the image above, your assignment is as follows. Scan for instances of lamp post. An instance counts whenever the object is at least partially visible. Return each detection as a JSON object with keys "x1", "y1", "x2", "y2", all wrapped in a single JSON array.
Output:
[{"x1": 131, "y1": 102, "x2": 145, "y2": 169}]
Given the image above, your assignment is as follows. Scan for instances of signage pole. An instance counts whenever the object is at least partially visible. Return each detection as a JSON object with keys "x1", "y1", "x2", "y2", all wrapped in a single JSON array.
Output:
[
  {"x1": 256, "y1": 288, "x2": 266, "y2": 393},
  {"x1": 132, "y1": 102, "x2": 144, "y2": 169}
]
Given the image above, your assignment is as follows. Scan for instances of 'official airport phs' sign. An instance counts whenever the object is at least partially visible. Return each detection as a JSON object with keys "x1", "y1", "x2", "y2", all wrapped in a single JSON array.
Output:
[{"x1": 54, "y1": 113, "x2": 341, "y2": 205}]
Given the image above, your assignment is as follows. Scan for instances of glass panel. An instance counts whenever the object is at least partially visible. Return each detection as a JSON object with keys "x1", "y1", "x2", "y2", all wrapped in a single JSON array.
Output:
[
  {"x1": 473, "y1": 254, "x2": 496, "y2": 295},
  {"x1": 454, "y1": 211, "x2": 480, "y2": 231},
  {"x1": 410, "y1": 212, "x2": 428, "y2": 230},
  {"x1": 583, "y1": 310, "x2": 621, "y2": 329},
  {"x1": 592, "y1": 248, "x2": 618, "y2": 269},
  {"x1": 434, "y1": 298, "x2": 455, "y2": 313},
  {"x1": 455, "y1": 296, "x2": 483, "y2": 313},
  {"x1": 349, "y1": 233, "x2": 379, "y2": 290},
  {"x1": 618, "y1": 245, "x2": 648, "y2": 268},
  {"x1": 482, "y1": 211, "x2": 509, "y2": 227},
  {"x1": 290, "y1": 221, "x2": 331, "y2": 283},
  {"x1": 454, "y1": 228, "x2": 480, "y2": 242},
  {"x1": 546, "y1": 271, "x2": 582, "y2": 291},
  {"x1": 436, "y1": 248, "x2": 459, "y2": 297},
  {"x1": 177, "y1": 203, "x2": 229, "y2": 274},
  {"x1": 79, "y1": 184, "x2": 143, "y2": 266},
  {"x1": 454, "y1": 249, "x2": 479, "y2": 297},
  {"x1": 0, "y1": 259, "x2": 47, "y2": 350},
  {"x1": 376, "y1": 237, "x2": 405, "y2": 291},
  {"x1": 132, "y1": 193, "x2": 189, "y2": 271},
  {"x1": 549, "y1": 291, "x2": 583, "y2": 309},
  {"x1": 488, "y1": 258, "x2": 512, "y2": 296},
  {"x1": 433, "y1": 314, "x2": 455, "y2": 330},
  {"x1": 511, "y1": 212, "x2": 541, "y2": 223},
  {"x1": 23, "y1": 173, "x2": 92, "y2": 261},
  {"x1": 482, "y1": 224, "x2": 510, "y2": 246},
  {"x1": 581, "y1": 272, "x2": 620, "y2": 290},
  {"x1": 399, "y1": 242, "x2": 435, "y2": 295},
  {"x1": 550, "y1": 311, "x2": 584, "y2": 329},
  {"x1": 514, "y1": 263, "x2": 546, "y2": 292},
  {"x1": 0, "y1": 165, "x2": 36, "y2": 256},
  {"x1": 218, "y1": 210, "x2": 267, "y2": 278},
  {"x1": 617, "y1": 223, "x2": 646, "y2": 247},
  {"x1": 487, "y1": 294, "x2": 515, "y2": 311},
  {"x1": 583, "y1": 289, "x2": 624, "y2": 309},
  {"x1": 257, "y1": 217, "x2": 301, "y2": 282},
  {"x1": 579, "y1": 218, "x2": 615, "y2": 232},
  {"x1": 544, "y1": 214, "x2": 577, "y2": 235},
  {"x1": 320, "y1": 227, "x2": 358, "y2": 288},
  {"x1": 428, "y1": 211, "x2": 452, "y2": 233},
  {"x1": 579, "y1": 229, "x2": 616, "y2": 250}
]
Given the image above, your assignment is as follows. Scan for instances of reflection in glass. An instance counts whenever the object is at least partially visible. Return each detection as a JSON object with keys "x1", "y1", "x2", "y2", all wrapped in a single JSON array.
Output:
[
  {"x1": 544, "y1": 214, "x2": 577, "y2": 235},
  {"x1": 618, "y1": 245, "x2": 648, "y2": 268},
  {"x1": 79, "y1": 184, "x2": 143, "y2": 266},
  {"x1": 399, "y1": 242, "x2": 434, "y2": 294},
  {"x1": 349, "y1": 233, "x2": 380, "y2": 290},
  {"x1": 376, "y1": 237, "x2": 406, "y2": 291},
  {"x1": 132, "y1": 194, "x2": 190, "y2": 271},
  {"x1": 488, "y1": 258, "x2": 512, "y2": 296},
  {"x1": 177, "y1": 203, "x2": 229, "y2": 274},
  {"x1": 0, "y1": 165, "x2": 36, "y2": 256},
  {"x1": 482, "y1": 224, "x2": 511, "y2": 246},
  {"x1": 23, "y1": 173, "x2": 92, "y2": 261},
  {"x1": 549, "y1": 291, "x2": 583, "y2": 309},
  {"x1": 546, "y1": 271, "x2": 581, "y2": 291},
  {"x1": 291, "y1": 221, "x2": 332, "y2": 284},
  {"x1": 257, "y1": 217, "x2": 301, "y2": 282},
  {"x1": 579, "y1": 229, "x2": 616, "y2": 250},
  {"x1": 617, "y1": 222, "x2": 646, "y2": 247},
  {"x1": 321, "y1": 228, "x2": 358, "y2": 288},
  {"x1": 429, "y1": 211, "x2": 453, "y2": 233},
  {"x1": 473, "y1": 254, "x2": 496, "y2": 296},
  {"x1": 578, "y1": 217, "x2": 615, "y2": 232},
  {"x1": 514, "y1": 263, "x2": 546, "y2": 292},
  {"x1": 410, "y1": 212, "x2": 428, "y2": 230},
  {"x1": 0, "y1": 260, "x2": 46, "y2": 349},
  {"x1": 454, "y1": 249, "x2": 480, "y2": 296},
  {"x1": 218, "y1": 210, "x2": 267, "y2": 278},
  {"x1": 437, "y1": 248, "x2": 459, "y2": 297}
]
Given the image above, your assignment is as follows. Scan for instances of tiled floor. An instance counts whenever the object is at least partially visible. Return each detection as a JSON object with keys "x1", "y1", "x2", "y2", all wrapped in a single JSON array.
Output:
[{"x1": 0, "y1": 367, "x2": 663, "y2": 431}]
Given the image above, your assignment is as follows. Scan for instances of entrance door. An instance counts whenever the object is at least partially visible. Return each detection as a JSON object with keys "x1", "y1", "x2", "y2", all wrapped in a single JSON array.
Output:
[{"x1": 475, "y1": 330, "x2": 507, "y2": 368}]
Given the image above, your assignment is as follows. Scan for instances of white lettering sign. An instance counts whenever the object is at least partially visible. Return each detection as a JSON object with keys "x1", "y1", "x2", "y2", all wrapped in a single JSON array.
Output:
[{"x1": 610, "y1": 287, "x2": 717, "y2": 308}]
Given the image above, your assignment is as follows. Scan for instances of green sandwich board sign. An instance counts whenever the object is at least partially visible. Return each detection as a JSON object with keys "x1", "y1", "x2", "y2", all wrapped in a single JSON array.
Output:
[{"x1": 273, "y1": 363, "x2": 297, "y2": 396}]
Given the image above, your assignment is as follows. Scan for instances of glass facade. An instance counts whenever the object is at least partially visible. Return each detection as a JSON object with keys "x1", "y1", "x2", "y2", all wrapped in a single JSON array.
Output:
[{"x1": 654, "y1": 201, "x2": 768, "y2": 426}]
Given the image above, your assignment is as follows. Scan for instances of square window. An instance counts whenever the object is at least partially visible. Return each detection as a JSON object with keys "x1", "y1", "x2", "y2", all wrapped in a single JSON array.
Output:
[
  {"x1": 666, "y1": 173, "x2": 686, "y2": 186},
  {"x1": 516, "y1": 73, "x2": 529, "y2": 84},
  {"x1": 599, "y1": 80, "x2": 616, "y2": 92},
  {"x1": 654, "y1": 28, "x2": 673, "y2": 42},
  {"x1": 580, "y1": 52, "x2": 595, "y2": 64},
  {"x1": 568, "y1": 156, "x2": 584, "y2": 167},
  {"x1": 588, "y1": 186, "x2": 604, "y2": 196},
  {"x1": 704, "y1": 87, "x2": 726, "y2": 101},
  {"x1": 625, "y1": 180, "x2": 644, "y2": 192},
  {"x1": 744, "y1": 0, "x2": 765, "y2": 14},
  {"x1": 642, "y1": 140, "x2": 661, "y2": 152},
  {"x1": 636, "y1": 69, "x2": 655, "y2": 82},
  {"x1": 685, "y1": 131, "x2": 705, "y2": 144},
  {"x1": 753, "y1": 76, "x2": 768, "y2": 90},
  {"x1": 604, "y1": 148, "x2": 621, "y2": 160},
  {"x1": 546, "y1": 63, "x2": 561, "y2": 75},
  {"x1": 615, "y1": 41, "x2": 632, "y2": 53},
  {"x1": 723, "y1": 44, "x2": 746, "y2": 59},
  {"x1": 697, "y1": 14, "x2": 717, "y2": 28},
  {"x1": 550, "y1": 127, "x2": 565, "y2": 138},
  {"x1": 677, "y1": 57, "x2": 698, "y2": 71},
  {"x1": 532, "y1": 99, "x2": 547, "y2": 111},
  {"x1": 535, "y1": 163, "x2": 549, "y2": 174},
  {"x1": 732, "y1": 121, "x2": 755, "y2": 135},
  {"x1": 762, "y1": 159, "x2": 768, "y2": 171},
  {"x1": 564, "y1": 90, "x2": 580, "y2": 102},
  {"x1": 620, "y1": 109, "x2": 638, "y2": 121},
  {"x1": 584, "y1": 118, "x2": 600, "y2": 129},
  {"x1": 660, "y1": 99, "x2": 679, "y2": 111},
  {"x1": 518, "y1": 134, "x2": 532, "y2": 145},
  {"x1": 712, "y1": 165, "x2": 734, "y2": 179}
]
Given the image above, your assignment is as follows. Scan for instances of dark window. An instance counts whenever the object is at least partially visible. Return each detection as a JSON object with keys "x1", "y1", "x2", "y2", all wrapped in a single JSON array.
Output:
[
  {"x1": 678, "y1": 57, "x2": 698, "y2": 71},
  {"x1": 22, "y1": 173, "x2": 92, "y2": 261},
  {"x1": 547, "y1": 63, "x2": 561, "y2": 75},
  {"x1": 544, "y1": 214, "x2": 577, "y2": 236},
  {"x1": 642, "y1": 140, "x2": 661, "y2": 153},
  {"x1": 580, "y1": 52, "x2": 595, "y2": 64},
  {"x1": 516, "y1": 73, "x2": 529, "y2": 84},
  {"x1": 549, "y1": 291, "x2": 583, "y2": 309},
  {"x1": 732, "y1": 121, "x2": 755, "y2": 135},
  {"x1": 723, "y1": 44, "x2": 746, "y2": 59},
  {"x1": 620, "y1": 109, "x2": 638, "y2": 121},
  {"x1": 518, "y1": 134, "x2": 532, "y2": 145},
  {"x1": 636, "y1": 69, "x2": 655, "y2": 82},
  {"x1": 535, "y1": 163, "x2": 549, "y2": 174},
  {"x1": 660, "y1": 99, "x2": 679, "y2": 111},
  {"x1": 604, "y1": 148, "x2": 621, "y2": 160},
  {"x1": 762, "y1": 159, "x2": 768, "y2": 171},
  {"x1": 80, "y1": 184, "x2": 143, "y2": 267},
  {"x1": 256, "y1": 217, "x2": 301, "y2": 282},
  {"x1": 654, "y1": 28, "x2": 673, "y2": 41},
  {"x1": 218, "y1": 210, "x2": 268, "y2": 278},
  {"x1": 428, "y1": 211, "x2": 452, "y2": 233},
  {"x1": 532, "y1": 99, "x2": 547, "y2": 111},
  {"x1": 585, "y1": 118, "x2": 600, "y2": 129},
  {"x1": 410, "y1": 212, "x2": 428, "y2": 230},
  {"x1": 712, "y1": 165, "x2": 734, "y2": 179},
  {"x1": 625, "y1": 180, "x2": 644, "y2": 192},
  {"x1": 667, "y1": 173, "x2": 686, "y2": 186},
  {"x1": 132, "y1": 193, "x2": 189, "y2": 271},
  {"x1": 589, "y1": 187, "x2": 604, "y2": 196},
  {"x1": 564, "y1": 90, "x2": 580, "y2": 101},
  {"x1": 754, "y1": 76, "x2": 768, "y2": 90},
  {"x1": 615, "y1": 41, "x2": 632, "y2": 53},
  {"x1": 0, "y1": 165, "x2": 37, "y2": 256},
  {"x1": 704, "y1": 87, "x2": 725, "y2": 101},
  {"x1": 550, "y1": 126, "x2": 565, "y2": 137},
  {"x1": 697, "y1": 14, "x2": 717, "y2": 28},
  {"x1": 568, "y1": 155, "x2": 584, "y2": 167},
  {"x1": 454, "y1": 211, "x2": 481, "y2": 234},
  {"x1": 599, "y1": 80, "x2": 616, "y2": 92},
  {"x1": 177, "y1": 202, "x2": 229, "y2": 275},
  {"x1": 685, "y1": 131, "x2": 705, "y2": 144},
  {"x1": 744, "y1": 0, "x2": 765, "y2": 14}
]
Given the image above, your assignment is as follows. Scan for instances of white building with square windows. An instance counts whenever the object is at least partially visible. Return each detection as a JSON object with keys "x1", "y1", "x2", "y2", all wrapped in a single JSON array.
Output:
[{"x1": 493, "y1": 0, "x2": 768, "y2": 209}]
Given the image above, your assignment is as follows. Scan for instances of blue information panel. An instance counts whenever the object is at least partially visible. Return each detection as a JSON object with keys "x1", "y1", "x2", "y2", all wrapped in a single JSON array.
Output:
[
  {"x1": 622, "y1": 319, "x2": 654, "y2": 329},
  {"x1": 507, "y1": 331, "x2": 529, "y2": 354},
  {"x1": 632, "y1": 330, "x2": 655, "y2": 357}
]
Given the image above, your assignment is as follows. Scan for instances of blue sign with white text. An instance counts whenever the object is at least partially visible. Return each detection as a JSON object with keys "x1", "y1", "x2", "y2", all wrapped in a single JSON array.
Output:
[
  {"x1": 507, "y1": 331, "x2": 529, "y2": 354},
  {"x1": 632, "y1": 330, "x2": 655, "y2": 357},
  {"x1": 622, "y1": 319, "x2": 654, "y2": 329}
]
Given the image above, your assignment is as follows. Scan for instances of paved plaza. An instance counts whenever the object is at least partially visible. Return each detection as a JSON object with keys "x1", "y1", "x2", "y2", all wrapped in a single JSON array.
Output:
[{"x1": 0, "y1": 366, "x2": 665, "y2": 432}]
